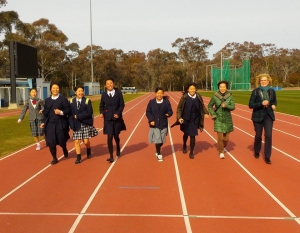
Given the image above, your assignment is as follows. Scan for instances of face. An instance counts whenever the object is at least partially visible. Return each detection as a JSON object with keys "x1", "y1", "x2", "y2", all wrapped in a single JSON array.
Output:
[
  {"x1": 105, "y1": 80, "x2": 114, "y2": 91},
  {"x1": 75, "y1": 87, "x2": 84, "y2": 99},
  {"x1": 260, "y1": 76, "x2": 269, "y2": 87},
  {"x1": 30, "y1": 89, "x2": 37, "y2": 98},
  {"x1": 155, "y1": 90, "x2": 164, "y2": 101},
  {"x1": 188, "y1": 85, "x2": 196, "y2": 96},
  {"x1": 219, "y1": 83, "x2": 227, "y2": 94},
  {"x1": 51, "y1": 84, "x2": 60, "y2": 96}
]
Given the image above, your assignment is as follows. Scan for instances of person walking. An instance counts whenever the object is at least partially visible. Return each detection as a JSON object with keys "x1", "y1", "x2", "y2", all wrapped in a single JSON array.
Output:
[
  {"x1": 69, "y1": 85, "x2": 98, "y2": 164},
  {"x1": 249, "y1": 74, "x2": 277, "y2": 164},
  {"x1": 40, "y1": 81, "x2": 71, "y2": 165},
  {"x1": 18, "y1": 88, "x2": 44, "y2": 150},
  {"x1": 172, "y1": 83, "x2": 209, "y2": 159},
  {"x1": 208, "y1": 80, "x2": 235, "y2": 159},
  {"x1": 146, "y1": 87, "x2": 173, "y2": 162},
  {"x1": 99, "y1": 78, "x2": 126, "y2": 163}
]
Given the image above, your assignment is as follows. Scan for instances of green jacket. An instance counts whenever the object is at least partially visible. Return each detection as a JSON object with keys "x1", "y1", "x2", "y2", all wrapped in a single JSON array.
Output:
[{"x1": 208, "y1": 91, "x2": 235, "y2": 133}]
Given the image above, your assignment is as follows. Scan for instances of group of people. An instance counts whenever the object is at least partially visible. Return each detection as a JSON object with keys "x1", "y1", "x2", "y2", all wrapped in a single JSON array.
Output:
[{"x1": 18, "y1": 74, "x2": 277, "y2": 165}]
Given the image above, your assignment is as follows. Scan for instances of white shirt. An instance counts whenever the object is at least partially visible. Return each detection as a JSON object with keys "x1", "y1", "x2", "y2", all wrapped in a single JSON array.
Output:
[
  {"x1": 188, "y1": 93, "x2": 196, "y2": 99},
  {"x1": 107, "y1": 89, "x2": 115, "y2": 97}
]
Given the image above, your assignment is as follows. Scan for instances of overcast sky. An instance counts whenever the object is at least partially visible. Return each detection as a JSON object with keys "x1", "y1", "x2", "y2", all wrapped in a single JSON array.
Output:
[{"x1": 3, "y1": 0, "x2": 300, "y2": 59}]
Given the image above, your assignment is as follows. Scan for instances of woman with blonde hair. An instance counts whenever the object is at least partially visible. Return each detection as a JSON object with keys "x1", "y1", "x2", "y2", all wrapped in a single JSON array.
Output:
[{"x1": 249, "y1": 74, "x2": 277, "y2": 164}]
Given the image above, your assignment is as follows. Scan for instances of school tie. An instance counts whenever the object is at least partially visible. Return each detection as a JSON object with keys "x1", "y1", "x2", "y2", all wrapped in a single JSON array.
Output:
[
  {"x1": 109, "y1": 93, "x2": 112, "y2": 98},
  {"x1": 77, "y1": 101, "x2": 80, "y2": 110}
]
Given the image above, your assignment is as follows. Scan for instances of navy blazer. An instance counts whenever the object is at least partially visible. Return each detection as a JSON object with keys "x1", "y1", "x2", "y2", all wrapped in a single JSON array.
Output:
[
  {"x1": 99, "y1": 89, "x2": 125, "y2": 121},
  {"x1": 249, "y1": 88, "x2": 277, "y2": 122},
  {"x1": 146, "y1": 98, "x2": 173, "y2": 129},
  {"x1": 69, "y1": 97, "x2": 94, "y2": 131}
]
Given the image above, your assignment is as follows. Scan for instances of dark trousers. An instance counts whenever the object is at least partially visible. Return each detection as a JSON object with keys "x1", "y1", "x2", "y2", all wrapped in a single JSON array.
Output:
[{"x1": 253, "y1": 114, "x2": 273, "y2": 158}]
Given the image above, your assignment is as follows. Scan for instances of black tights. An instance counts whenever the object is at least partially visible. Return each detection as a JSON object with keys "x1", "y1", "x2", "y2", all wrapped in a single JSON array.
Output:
[
  {"x1": 107, "y1": 134, "x2": 120, "y2": 157},
  {"x1": 183, "y1": 134, "x2": 195, "y2": 153},
  {"x1": 49, "y1": 145, "x2": 67, "y2": 159},
  {"x1": 155, "y1": 143, "x2": 163, "y2": 155}
]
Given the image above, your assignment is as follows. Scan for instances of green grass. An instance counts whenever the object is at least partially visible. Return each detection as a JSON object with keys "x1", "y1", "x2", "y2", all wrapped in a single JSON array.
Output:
[
  {"x1": 200, "y1": 90, "x2": 300, "y2": 117},
  {"x1": 0, "y1": 93, "x2": 144, "y2": 158}
]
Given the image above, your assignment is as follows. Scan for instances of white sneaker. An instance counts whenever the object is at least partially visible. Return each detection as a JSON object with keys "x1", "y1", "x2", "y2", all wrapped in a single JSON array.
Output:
[
  {"x1": 36, "y1": 146, "x2": 41, "y2": 151},
  {"x1": 219, "y1": 153, "x2": 225, "y2": 159},
  {"x1": 157, "y1": 154, "x2": 163, "y2": 162}
]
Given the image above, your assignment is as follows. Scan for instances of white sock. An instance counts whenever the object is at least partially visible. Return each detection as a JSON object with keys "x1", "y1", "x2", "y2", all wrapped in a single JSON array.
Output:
[{"x1": 37, "y1": 142, "x2": 40, "y2": 146}]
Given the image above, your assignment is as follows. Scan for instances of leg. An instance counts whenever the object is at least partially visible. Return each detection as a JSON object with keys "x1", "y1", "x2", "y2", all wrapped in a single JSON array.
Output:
[
  {"x1": 34, "y1": 136, "x2": 41, "y2": 150},
  {"x1": 114, "y1": 134, "x2": 121, "y2": 156},
  {"x1": 189, "y1": 136, "x2": 195, "y2": 159},
  {"x1": 263, "y1": 116, "x2": 273, "y2": 162},
  {"x1": 49, "y1": 146, "x2": 58, "y2": 165},
  {"x1": 107, "y1": 134, "x2": 114, "y2": 162},
  {"x1": 223, "y1": 132, "x2": 230, "y2": 149},
  {"x1": 83, "y1": 139, "x2": 92, "y2": 158},
  {"x1": 217, "y1": 132, "x2": 225, "y2": 159},
  {"x1": 253, "y1": 121, "x2": 263, "y2": 158},
  {"x1": 183, "y1": 133, "x2": 188, "y2": 153},
  {"x1": 74, "y1": 139, "x2": 82, "y2": 164},
  {"x1": 155, "y1": 143, "x2": 163, "y2": 161}
]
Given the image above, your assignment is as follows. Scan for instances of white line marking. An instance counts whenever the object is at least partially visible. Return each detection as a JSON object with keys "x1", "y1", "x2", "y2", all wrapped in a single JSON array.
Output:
[{"x1": 204, "y1": 129, "x2": 300, "y2": 225}]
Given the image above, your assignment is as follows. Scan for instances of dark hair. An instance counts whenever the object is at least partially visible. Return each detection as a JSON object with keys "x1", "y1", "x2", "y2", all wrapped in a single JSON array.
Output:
[
  {"x1": 29, "y1": 88, "x2": 37, "y2": 92},
  {"x1": 74, "y1": 85, "x2": 84, "y2": 92},
  {"x1": 155, "y1": 87, "x2": 169, "y2": 99},
  {"x1": 217, "y1": 80, "x2": 229, "y2": 89},
  {"x1": 105, "y1": 77, "x2": 115, "y2": 83},
  {"x1": 183, "y1": 82, "x2": 197, "y2": 93},
  {"x1": 50, "y1": 81, "x2": 61, "y2": 90}
]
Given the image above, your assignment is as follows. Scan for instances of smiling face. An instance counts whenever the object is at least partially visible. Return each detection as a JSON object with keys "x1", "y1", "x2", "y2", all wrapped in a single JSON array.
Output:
[
  {"x1": 75, "y1": 87, "x2": 84, "y2": 99},
  {"x1": 188, "y1": 85, "x2": 196, "y2": 96},
  {"x1": 51, "y1": 84, "x2": 60, "y2": 96},
  {"x1": 155, "y1": 90, "x2": 164, "y2": 101},
  {"x1": 29, "y1": 89, "x2": 37, "y2": 98},
  {"x1": 260, "y1": 76, "x2": 270, "y2": 87},
  {"x1": 219, "y1": 83, "x2": 227, "y2": 94},
  {"x1": 105, "y1": 79, "x2": 114, "y2": 91}
]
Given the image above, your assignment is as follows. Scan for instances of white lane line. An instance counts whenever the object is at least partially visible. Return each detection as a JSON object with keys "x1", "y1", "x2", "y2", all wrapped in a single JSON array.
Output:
[
  {"x1": 233, "y1": 113, "x2": 300, "y2": 139},
  {"x1": 169, "y1": 125, "x2": 192, "y2": 233},
  {"x1": 0, "y1": 212, "x2": 295, "y2": 220},
  {"x1": 68, "y1": 112, "x2": 146, "y2": 233},
  {"x1": 204, "y1": 129, "x2": 300, "y2": 225},
  {"x1": 234, "y1": 126, "x2": 300, "y2": 163}
]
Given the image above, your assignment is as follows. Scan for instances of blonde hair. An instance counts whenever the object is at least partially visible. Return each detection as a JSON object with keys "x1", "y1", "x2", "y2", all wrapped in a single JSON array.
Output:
[{"x1": 255, "y1": 73, "x2": 272, "y2": 87}]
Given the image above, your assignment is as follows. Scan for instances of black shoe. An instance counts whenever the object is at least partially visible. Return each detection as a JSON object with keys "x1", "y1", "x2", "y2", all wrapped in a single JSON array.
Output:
[
  {"x1": 189, "y1": 153, "x2": 194, "y2": 159},
  {"x1": 75, "y1": 155, "x2": 82, "y2": 164},
  {"x1": 107, "y1": 157, "x2": 114, "y2": 163},
  {"x1": 87, "y1": 148, "x2": 92, "y2": 159},
  {"x1": 51, "y1": 159, "x2": 58, "y2": 165},
  {"x1": 265, "y1": 158, "x2": 272, "y2": 164},
  {"x1": 254, "y1": 152, "x2": 260, "y2": 159},
  {"x1": 183, "y1": 145, "x2": 187, "y2": 154}
]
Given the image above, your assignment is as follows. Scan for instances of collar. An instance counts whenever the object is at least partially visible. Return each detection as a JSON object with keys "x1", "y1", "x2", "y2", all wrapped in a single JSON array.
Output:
[
  {"x1": 51, "y1": 94, "x2": 60, "y2": 100},
  {"x1": 156, "y1": 98, "x2": 163, "y2": 104},
  {"x1": 188, "y1": 93, "x2": 196, "y2": 99}
]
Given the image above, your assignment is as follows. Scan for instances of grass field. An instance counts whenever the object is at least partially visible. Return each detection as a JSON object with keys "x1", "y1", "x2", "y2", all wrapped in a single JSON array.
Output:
[{"x1": 0, "y1": 94, "x2": 144, "y2": 158}]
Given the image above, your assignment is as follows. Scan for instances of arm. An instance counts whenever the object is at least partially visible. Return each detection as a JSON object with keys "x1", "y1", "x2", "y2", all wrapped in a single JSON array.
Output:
[
  {"x1": 208, "y1": 97, "x2": 216, "y2": 118},
  {"x1": 146, "y1": 100, "x2": 155, "y2": 123},
  {"x1": 249, "y1": 89, "x2": 263, "y2": 109},
  {"x1": 115, "y1": 91, "x2": 125, "y2": 117},
  {"x1": 224, "y1": 95, "x2": 235, "y2": 111},
  {"x1": 18, "y1": 100, "x2": 29, "y2": 122},
  {"x1": 166, "y1": 100, "x2": 173, "y2": 117},
  {"x1": 77, "y1": 99, "x2": 93, "y2": 120}
]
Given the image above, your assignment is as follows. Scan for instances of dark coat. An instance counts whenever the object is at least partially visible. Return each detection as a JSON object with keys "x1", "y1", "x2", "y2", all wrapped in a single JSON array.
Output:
[
  {"x1": 69, "y1": 97, "x2": 94, "y2": 131},
  {"x1": 171, "y1": 93, "x2": 209, "y2": 132},
  {"x1": 99, "y1": 89, "x2": 126, "y2": 132},
  {"x1": 43, "y1": 95, "x2": 71, "y2": 147},
  {"x1": 208, "y1": 91, "x2": 235, "y2": 133},
  {"x1": 146, "y1": 98, "x2": 173, "y2": 129},
  {"x1": 249, "y1": 88, "x2": 277, "y2": 122}
]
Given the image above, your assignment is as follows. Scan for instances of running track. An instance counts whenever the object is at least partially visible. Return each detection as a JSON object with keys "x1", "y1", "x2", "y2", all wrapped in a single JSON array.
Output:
[{"x1": 0, "y1": 92, "x2": 300, "y2": 233}]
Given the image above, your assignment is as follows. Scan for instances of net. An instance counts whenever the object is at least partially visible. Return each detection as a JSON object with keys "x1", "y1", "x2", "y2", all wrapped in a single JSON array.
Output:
[{"x1": 211, "y1": 59, "x2": 250, "y2": 91}]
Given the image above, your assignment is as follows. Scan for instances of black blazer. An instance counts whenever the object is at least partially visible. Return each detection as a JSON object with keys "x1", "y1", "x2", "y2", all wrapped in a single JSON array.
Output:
[
  {"x1": 99, "y1": 89, "x2": 125, "y2": 121},
  {"x1": 146, "y1": 98, "x2": 173, "y2": 129},
  {"x1": 69, "y1": 97, "x2": 94, "y2": 131}
]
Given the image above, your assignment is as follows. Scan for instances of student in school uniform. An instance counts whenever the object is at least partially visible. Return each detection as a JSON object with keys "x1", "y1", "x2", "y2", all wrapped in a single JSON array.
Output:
[
  {"x1": 40, "y1": 81, "x2": 71, "y2": 165},
  {"x1": 99, "y1": 77, "x2": 126, "y2": 163},
  {"x1": 69, "y1": 85, "x2": 98, "y2": 164},
  {"x1": 18, "y1": 88, "x2": 44, "y2": 150},
  {"x1": 146, "y1": 87, "x2": 173, "y2": 162}
]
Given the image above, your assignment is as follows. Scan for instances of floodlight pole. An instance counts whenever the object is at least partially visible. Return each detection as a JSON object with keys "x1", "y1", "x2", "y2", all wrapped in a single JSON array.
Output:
[
  {"x1": 220, "y1": 52, "x2": 223, "y2": 81},
  {"x1": 90, "y1": 0, "x2": 94, "y2": 83}
]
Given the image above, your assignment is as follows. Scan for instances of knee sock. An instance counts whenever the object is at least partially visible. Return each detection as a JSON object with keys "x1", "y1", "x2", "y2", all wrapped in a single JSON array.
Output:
[
  {"x1": 190, "y1": 136, "x2": 195, "y2": 153},
  {"x1": 107, "y1": 135, "x2": 113, "y2": 157},
  {"x1": 155, "y1": 143, "x2": 163, "y2": 155}
]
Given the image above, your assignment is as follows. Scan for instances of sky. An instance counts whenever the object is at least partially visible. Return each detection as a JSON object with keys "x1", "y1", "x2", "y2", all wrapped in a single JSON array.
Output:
[{"x1": 3, "y1": 0, "x2": 300, "y2": 59}]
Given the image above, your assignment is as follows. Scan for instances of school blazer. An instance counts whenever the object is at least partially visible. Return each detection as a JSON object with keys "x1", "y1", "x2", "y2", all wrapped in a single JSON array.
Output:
[{"x1": 19, "y1": 98, "x2": 44, "y2": 121}]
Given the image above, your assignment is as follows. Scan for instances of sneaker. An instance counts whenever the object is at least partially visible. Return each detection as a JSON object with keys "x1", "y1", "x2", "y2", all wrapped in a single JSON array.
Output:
[
  {"x1": 157, "y1": 154, "x2": 163, "y2": 162},
  {"x1": 36, "y1": 145, "x2": 41, "y2": 151},
  {"x1": 219, "y1": 153, "x2": 225, "y2": 159}
]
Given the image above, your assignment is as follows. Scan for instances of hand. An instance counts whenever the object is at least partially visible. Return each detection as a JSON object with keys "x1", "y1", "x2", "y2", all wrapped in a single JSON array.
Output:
[
  {"x1": 271, "y1": 105, "x2": 276, "y2": 110},
  {"x1": 54, "y1": 109, "x2": 61, "y2": 114},
  {"x1": 39, "y1": 110, "x2": 43, "y2": 114},
  {"x1": 221, "y1": 102, "x2": 226, "y2": 108},
  {"x1": 113, "y1": 114, "x2": 119, "y2": 119},
  {"x1": 40, "y1": 123, "x2": 44, "y2": 128},
  {"x1": 262, "y1": 100, "x2": 269, "y2": 107},
  {"x1": 179, "y1": 118, "x2": 184, "y2": 124},
  {"x1": 150, "y1": 121, "x2": 155, "y2": 126},
  {"x1": 17, "y1": 119, "x2": 21, "y2": 123},
  {"x1": 100, "y1": 114, "x2": 103, "y2": 118},
  {"x1": 204, "y1": 114, "x2": 209, "y2": 119},
  {"x1": 165, "y1": 114, "x2": 169, "y2": 117},
  {"x1": 74, "y1": 115, "x2": 77, "y2": 119}
]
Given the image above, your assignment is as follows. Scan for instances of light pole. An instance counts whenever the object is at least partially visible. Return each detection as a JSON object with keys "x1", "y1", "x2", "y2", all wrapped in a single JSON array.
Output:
[{"x1": 90, "y1": 0, "x2": 94, "y2": 83}]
